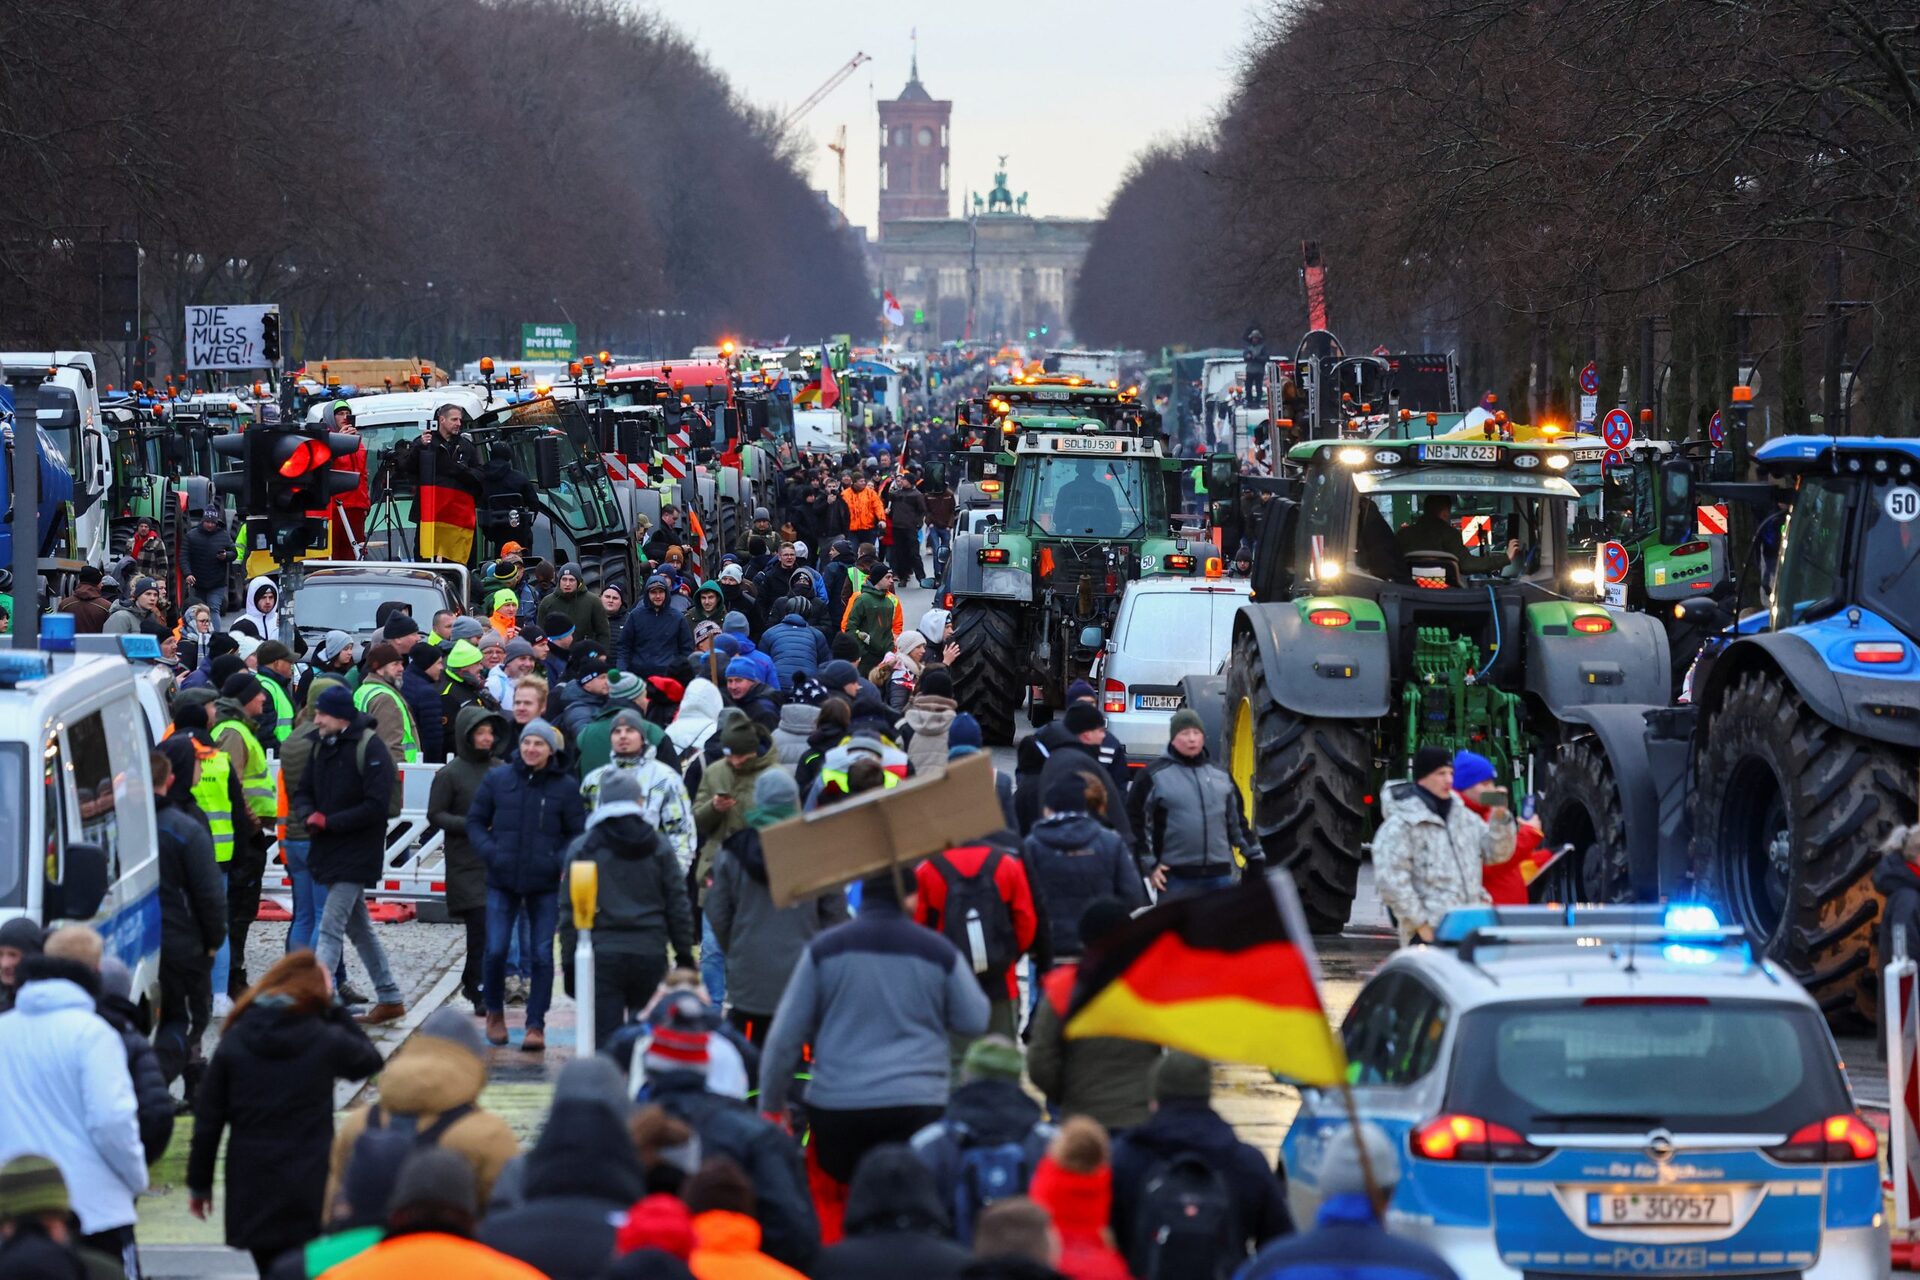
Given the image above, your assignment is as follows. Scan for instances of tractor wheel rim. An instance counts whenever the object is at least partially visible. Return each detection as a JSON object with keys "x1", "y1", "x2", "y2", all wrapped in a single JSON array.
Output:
[
  {"x1": 1230, "y1": 697, "x2": 1256, "y2": 812},
  {"x1": 1725, "y1": 758, "x2": 1789, "y2": 943}
]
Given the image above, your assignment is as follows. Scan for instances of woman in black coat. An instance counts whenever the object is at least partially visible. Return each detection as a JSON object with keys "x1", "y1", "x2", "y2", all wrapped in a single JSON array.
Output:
[{"x1": 187, "y1": 951, "x2": 382, "y2": 1274}]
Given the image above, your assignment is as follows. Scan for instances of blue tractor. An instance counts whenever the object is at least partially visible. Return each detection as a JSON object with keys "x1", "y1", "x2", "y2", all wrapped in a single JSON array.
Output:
[{"x1": 1545, "y1": 436, "x2": 1920, "y2": 1024}]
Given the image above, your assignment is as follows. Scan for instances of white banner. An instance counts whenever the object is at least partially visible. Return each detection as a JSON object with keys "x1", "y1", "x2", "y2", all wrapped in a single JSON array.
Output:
[
  {"x1": 1887, "y1": 932, "x2": 1919, "y2": 1229},
  {"x1": 185, "y1": 303, "x2": 278, "y2": 371}
]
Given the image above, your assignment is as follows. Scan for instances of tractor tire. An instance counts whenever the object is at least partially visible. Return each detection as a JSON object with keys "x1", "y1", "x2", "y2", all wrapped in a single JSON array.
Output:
[
  {"x1": 1226, "y1": 630, "x2": 1368, "y2": 933},
  {"x1": 1691, "y1": 670, "x2": 1915, "y2": 1027},
  {"x1": 1536, "y1": 738, "x2": 1633, "y2": 903},
  {"x1": 581, "y1": 550, "x2": 630, "y2": 598},
  {"x1": 951, "y1": 601, "x2": 1022, "y2": 745},
  {"x1": 716, "y1": 501, "x2": 740, "y2": 559}
]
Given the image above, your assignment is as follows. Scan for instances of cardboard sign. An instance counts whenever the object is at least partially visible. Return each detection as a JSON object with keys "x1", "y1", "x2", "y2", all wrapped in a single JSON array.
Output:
[
  {"x1": 185, "y1": 304, "x2": 278, "y2": 371},
  {"x1": 761, "y1": 752, "x2": 1002, "y2": 907}
]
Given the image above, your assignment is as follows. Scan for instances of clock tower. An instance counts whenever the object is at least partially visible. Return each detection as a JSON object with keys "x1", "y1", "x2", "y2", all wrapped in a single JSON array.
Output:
[{"x1": 877, "y1": 44, "x2": 951, "y2": 227}]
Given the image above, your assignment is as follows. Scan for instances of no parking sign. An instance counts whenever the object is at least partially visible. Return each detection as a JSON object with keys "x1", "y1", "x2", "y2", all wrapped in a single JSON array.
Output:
[
  {"x1": 1601, "y1": 408, "x2": 1634, "y2": 451},
  {"x1": 1708, "y1": 410, "x2": 1725, "y2": 448},
  {"x1": 1601, "y1": 540, "x2": 1630, "y2": 584}
]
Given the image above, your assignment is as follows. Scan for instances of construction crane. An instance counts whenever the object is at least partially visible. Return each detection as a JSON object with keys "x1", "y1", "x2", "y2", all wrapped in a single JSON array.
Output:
[
  {"x1": 779, "y1": 52, "x2": 870, "y2": 130},
  {"x1": 827, "y1": 125, "x2": 849, "y2": 226}
]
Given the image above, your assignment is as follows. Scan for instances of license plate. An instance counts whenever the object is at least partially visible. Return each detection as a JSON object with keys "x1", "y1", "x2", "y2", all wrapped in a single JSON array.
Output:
[
  {"x1": 1422, "y1": 443, "x2": 1499, "y2": 462},
  {"x1": 1052, "y1": 436, "x2": 1125, "y2": 454},
  {"x1": 1586, "y1": 1192, "x2": 1732, "y2": 1227},
  {"x1": 982, "y1": 463, "x2": 997, "y2": 474},
  {"x1": 1134, "y1": 694, "x2": 1183, "y2": 710}
]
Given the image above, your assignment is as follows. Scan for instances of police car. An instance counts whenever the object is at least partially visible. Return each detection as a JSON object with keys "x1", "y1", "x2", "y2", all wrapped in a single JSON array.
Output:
[{"x1": 1282, "y1": 904, "x2": 1888, "y2": 1278}]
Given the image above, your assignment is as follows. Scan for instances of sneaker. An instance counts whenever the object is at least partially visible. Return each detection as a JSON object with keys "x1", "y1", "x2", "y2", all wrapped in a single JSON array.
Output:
[
  {"x1": 211, "y1": 994, "x2": 233, "y2": 1019},
  {"x1": 355, "y1": 1002, "x2": 406, "y2": 1026},
  {"x1": 506, "y1": 977, "x2": 528, "y2": 1007}
]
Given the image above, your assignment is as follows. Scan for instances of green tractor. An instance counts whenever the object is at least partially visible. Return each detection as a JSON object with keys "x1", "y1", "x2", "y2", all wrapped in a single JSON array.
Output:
[
  {"x1": 947, "y1": 385, "x2": 1228, "y2": 743},
  {"x1": 1219, "y1": 436, "x2": 1671, "y2": 931}
]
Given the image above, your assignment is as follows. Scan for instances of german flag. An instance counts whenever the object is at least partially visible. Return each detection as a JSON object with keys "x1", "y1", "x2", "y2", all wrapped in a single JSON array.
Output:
[
  {"x1": 417, "y1": 482, "x2": 476, "y2": 564},
  {"x1": 1063, "y1": 875, "x2": 1347, "y2": 1085}
]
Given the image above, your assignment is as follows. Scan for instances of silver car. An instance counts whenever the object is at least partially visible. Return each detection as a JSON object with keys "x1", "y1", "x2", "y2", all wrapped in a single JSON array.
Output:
[{"x1": 1093, "y1": 576, "x2": 1252, "y2": 758}]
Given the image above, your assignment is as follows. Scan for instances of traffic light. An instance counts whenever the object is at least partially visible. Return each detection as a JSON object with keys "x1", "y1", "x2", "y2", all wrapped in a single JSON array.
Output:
[
  {"x1": 211, "y1": 429, "x2": 268, "y2": 518},
  {"x1": 260, "y1": 310, "x2": 281, "y2": 365},
  {"x1": 212, "y1": 424, "x2": 362, "y2": 554}
]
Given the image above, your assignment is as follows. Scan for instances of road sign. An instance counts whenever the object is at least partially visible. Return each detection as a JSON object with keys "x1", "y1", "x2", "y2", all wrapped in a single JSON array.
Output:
[
  {"x1": 1696, "y1": 503, "x2": 1729, "y2": 537},
  {"x1": 1578, "y1": 393, "x2": 1598, "y2": 422},
  {"x1": 1707, "y1": 409, "x2": 1725, "y2": 447},
  {"x1": 1601, "y1": 407, "x2": 1634, "y2": 451},
  {"x1": 1601, "y1": 539, "x2": 1630, "y2": 584},
  {"x1": 522, "y1": 323, "x2": 576, "y2": 361},
  {"x1": 1603, "y1": 449, "x2": 1626, "y2": 466},
  {"x1": 1578, "y1": 362, "x2": 1599, "y2": 395}
]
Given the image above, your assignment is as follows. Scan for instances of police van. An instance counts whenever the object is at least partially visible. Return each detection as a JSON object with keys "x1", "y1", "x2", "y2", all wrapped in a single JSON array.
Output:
[{"x1": 0, "y1": 636, "x2": 164, "y2": 1018}]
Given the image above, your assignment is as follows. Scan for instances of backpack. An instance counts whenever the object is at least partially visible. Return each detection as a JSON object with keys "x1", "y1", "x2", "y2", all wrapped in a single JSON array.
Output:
[
  {"x1": 930, "y1": 848, "x2": 1019, "y2": 982},
  {"x1": 341, "y1": 1101, "x2": 476, "y2": 1214},
  {"x1": 1130, "y1": 1151, "x2": 1239, "y2": 1280},
  {"x1": 948, "y1": 1122, "x2": 1038, "y2": 1246}
]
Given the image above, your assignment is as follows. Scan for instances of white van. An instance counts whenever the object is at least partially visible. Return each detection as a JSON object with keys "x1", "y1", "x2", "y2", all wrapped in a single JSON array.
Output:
[{"x1": 0, "y1": 647, "x2": 161, "y2": 1017}]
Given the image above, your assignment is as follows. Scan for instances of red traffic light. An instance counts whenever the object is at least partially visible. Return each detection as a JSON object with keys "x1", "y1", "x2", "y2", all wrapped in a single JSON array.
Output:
[{"x1": 277, "y1": 438, "x2": 333, "y2": 478}]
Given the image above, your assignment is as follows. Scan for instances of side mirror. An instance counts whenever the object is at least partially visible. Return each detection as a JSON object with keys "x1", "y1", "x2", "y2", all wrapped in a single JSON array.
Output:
[
  {"x1": 1078, "y1": 625, "x2": 1105, "y2": 651},
  {"x1": 49, "y1": 842, "x2": 110, "y2": 922},
  {"x1": 533, "y1": 435, "x2": 563, "y2": 489},
  {"x1": 1676, "y1": 598, "x2": 1729, "y2": 631},
  {"x1": 1209, "y1": 459, "x2": 1235, "y2": 489},
  {"x1": 1659, "y1": 459, "x2": 1694, "y2": 546}
]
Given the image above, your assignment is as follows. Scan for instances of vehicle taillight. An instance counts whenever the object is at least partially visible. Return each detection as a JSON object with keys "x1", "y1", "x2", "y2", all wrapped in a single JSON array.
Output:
[
  {"x1": 942, "y1": 592, "x2": 953, "y2": 609},
  {"x1": 1411, "y1": 1113, "x2": 1541, "y2": 1163},
  {"x1": 1165, "y1": 553, "x2": 1196, "y2": 572},
  {"x1": 1572, "y1": 614, "x2": 1613, "y2": 634},
  {"x1": 1308, "y1": 607, "x2": 1352, "y2": 628},
  {"x1": 1854, "y1": 642, "x2": 1906, "y2": 664},
  {"x1": 978, "y1": 548, "x2": 1009, "y2": 564},
  {"x1": 1672, "y1": 541, "x2": 1709, "y2": 556},
  {"x1": 1770, "y1": 1113, "x2": 1877, "y2": 1163},
  {"x1": 1103, "y1": 678, "x2": 1126, "y2": 715}
]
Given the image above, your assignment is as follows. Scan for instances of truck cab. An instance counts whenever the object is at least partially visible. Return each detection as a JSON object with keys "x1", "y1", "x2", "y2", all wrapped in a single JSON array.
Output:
[{"x1": 3, "y1": 351, "x2": 111, "y2": 567}]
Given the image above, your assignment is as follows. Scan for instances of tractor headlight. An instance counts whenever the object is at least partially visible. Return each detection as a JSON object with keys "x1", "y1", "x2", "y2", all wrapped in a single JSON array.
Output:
[
  {"x1": 1568, "y1": 567, "x2": 1596, "y2": 586},
  {"x1": 1545, "y1": 454, "x2": 1570, "y2": 470},
  {"x1": 1336, "y1": 447, "x2": 1369, "y2": 466}
]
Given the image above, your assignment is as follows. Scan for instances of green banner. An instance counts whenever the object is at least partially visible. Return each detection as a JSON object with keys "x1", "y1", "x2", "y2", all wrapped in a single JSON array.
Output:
[{"x1": 522, "y1": 322, "x2": 576, "y2": 361}]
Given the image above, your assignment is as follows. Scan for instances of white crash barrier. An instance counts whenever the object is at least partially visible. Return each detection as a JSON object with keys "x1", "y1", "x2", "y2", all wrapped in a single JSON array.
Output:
[{"x1": 263, "y1": 760, "x2": 450, "y2": 911}]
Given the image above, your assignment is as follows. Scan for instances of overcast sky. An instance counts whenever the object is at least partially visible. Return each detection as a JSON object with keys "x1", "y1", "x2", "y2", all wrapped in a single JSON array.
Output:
[{"x1": 646, "y1": 0, "x2": 1261, "y2": 233}]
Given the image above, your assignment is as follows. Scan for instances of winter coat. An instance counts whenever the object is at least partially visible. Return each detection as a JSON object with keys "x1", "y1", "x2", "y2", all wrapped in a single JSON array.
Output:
[
  {"x1": 1127, "y1": 745, "x2": 1250, "y2": 879},
  {"x1": 688, "y1": 581, "x2": 730, "y2": 631},
  {"x1": 1465, "y1": 790, "x2": 1545, "y2": 905},
  {"x1": 553, "y1": 679, "x2": 609, "y2": 743},
  {"x1": 468, "y1": 758, "x2": 589, "y2": 896},
  {"x1": 842, "y1": 485, "x2": 885, "y2": 532},
  {"x1": 1027, "y1": 1157, "x2": 1131, "y2": 1280},
  {"x1": 648, "y1": 1074, "x2": 820, "y2": 1271},
  {"x1": 1026, "y1": 966, "x2": 1161, "y2": 1132},
  {"x1": 157, "y1": 792, "x2": 226, "y2": 967},
  {"x1": 668, "y1": 678, "x2": 724, "y2": 760},
  {"x1": 478, "y1": 1097, "x2": 646, "y2": 1279},
  {"x1": 913, "y1": 843, "x2": 1041, "y2": 1002},
  {"x1": 291, "y1": 712, "x2": 397, "y2": 887},
  {"x1": 543, "y1": 582, "x2": 612, "y2": 648},
  {"x1": 707, "y1": 824, "x2": 850, "y2": 1015},
  {"x1": 690, "y1": 1209, "x2": 807, "y2": 1280},
  {"x1": 582, "y1": 753, "x2": 697, "y2": 872},
  {"x1": 770, "y1": 703, "x2": 819, "y2": 768},
  {"x1": 1238, "y1": 1192, "x2": 1459, "y2": 1279},
  {"x1": 901, "y1": 694, "x2": 957, "y2": 775},
  {"x1": 427, "y1": 705, "x2": 509, "y2": 914},
  {"x1": 188, "y1": 999, "x2": 381, "y2": 1255},
  {"x1": 401, "y1": 666, "x2": 447, "y2": 763},
  {"x1": 1022, "y1": 813, "x2": 1148, "y2": 959},
  {"x1": 99, "y1": 989, "x2": 175, "y2": 1166},
  {"x1": 762, "y1": 613, "x2": 830, "y2": 688},
  {"x1": 1017, "y1": 725, "x2": 1132, "y2": 836},
  {"x1": 0, "y1": 969, "x2": 147, "y2": 1233},
  {"x1": 693, "y1": 741, "x2": 780, "y2": 888},
  {"x1": 319, "y1": 1231, "x2": 545, "y2": 1279},
  {"x1": 102, "y1": 597, "x2": 150, "y2": 634},
  {"x1": 1371, "y1": 782, "x2": 1515, "y2": 943},
  {"x1": 240, "y1": 576, "x2": 279, "y2": 639},
  {"x1": 886, "y1": 482, "x2": 929, "y2": 532},
  {"x1": 722, "y1": 583, "x2": 766, "y2": 639},
  {"x1": 728, "y1": 679, "x2": 784, "y2": 733},
  {"x1": 812, "y1": 1144, "x2": 972, "y2": 1280},
  {"x1": 182, "y1": 521, "x2": 235, "y2": 590},
  {"x1": 556, "y1": 805, "x2": 696, "y2": 962},
  {"x1": 909, "y1": 1079, "x2": 1053, "y2": 1224},
  {"x1": 843, "y1": 582, "x2": 900, "y2": 672},
  {"x1": 618, "y1": 595, "x2": 694, "y2": 677},
  {"x1": 57, "y1": 582, "x2": 110, "y2": 632},
  {"x1": 1110, "y1": 1100, "x2": 1293, "y2": 1268},
  {"x1": 327, "y1": 1030, "x2": 521, "y2": 1209}
]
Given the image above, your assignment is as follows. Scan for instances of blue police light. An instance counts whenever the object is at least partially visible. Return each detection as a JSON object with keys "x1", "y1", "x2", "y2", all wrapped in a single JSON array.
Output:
[
  {"x1": 0, "y1": 652, "x2": 53, "y2": 687},
  {"x1": 40, "y1": 613, "x2": 76, "y2": 653},
  {"x1": 1435, "y1": 906, "x2": 1499, "y2": 943},
  {"x1": 116, "y1": 634, "x2": 163, "y2": 661},
  {"x1": 1664, "y1": 904, "x2": 1721, "y2": 935}
]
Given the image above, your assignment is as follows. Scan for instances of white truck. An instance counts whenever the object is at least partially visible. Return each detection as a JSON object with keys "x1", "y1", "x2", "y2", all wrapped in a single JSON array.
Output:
[
  {"x1": 792, "y1": 407, "x2": 849, "y2": 454},
  {"x1": 1046, "y1": 349, "x2": 1125, "y2": 386},
  {"x1": 2, "y1": 350, "x2": 112, "y2": 568}
]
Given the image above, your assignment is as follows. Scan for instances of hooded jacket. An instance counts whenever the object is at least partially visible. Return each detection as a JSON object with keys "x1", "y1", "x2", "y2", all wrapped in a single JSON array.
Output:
[
  {"x1": 690, "y1": 1210, "x2": 806, "y2": 1280},
  {"x1": 582, "y1": 751, "x2": 698, "y2": 873},
  {"x1": 326, "y1": 1029, "x2": 521, "y2": 1209},
  {"x1": 57, "y1": 580, "x2": 111, "y2": 632},
  {"x1": 706, "y1": 820, "x2": 851, "y2": 1016},
  {"x1": 618, "y1": 582, "x2": 695, "y2": 677},
  {"x1": 901, "y1": 694, "x2": 957, "y2": 775},
  {"x1": 693, "y1": 738, "x2": 780, "y2": 888},
  {"x1": 468, "y1": 756, "x2": 589, "y2": 896},
  {"x1": 843, "y1": 580, "x2": 900, "y2": 672},
  {"x1": 1027, "y1": 1156, "x2": 1130, "y2": 1280},
  {"x1": 1371, "y1": 781, "x2": 1515, "y2": 943},
  {"x1": 647, "y1": 1074, "x2": 819, "y2": 1271},
  {"x1": 763, "y1": 612, "x2": 831, "y2": 688},
  {"x1": 239, "y1": 575, "x2": 279, "y2": 639},
  {"x1": 1109, "y1": 1099, "x2": 1293, "y2": 1269},
  {"x1": 770, "y1": 702, "x2": 820, "y2": 768},
  {"x1": 292, "y1": 710, "x2": 397, "y2": 887},
  {"x1": 1021, "y1": 812, "x2": 1148, "y2": 958},
  {"x1": 157, "y1": 787, "x2": 227, "y2": 966},
  {"x1": 427, "y1": 705, "x2": 509, "y2": 914},
  {"x1": 688, "y1": 581, "x2": 731, "y2": 630},
  {"x1": 102, "y1": 594, "x2": 153, "y2": 634},
  {"x1": 813, "y1": 1144, "x2": 972, "y2": 1280},
  {"x1": 909, "y1": 1079, "x2": 1054, "y2": 1231},
  {"x1": 401, "y1": 662, "x2": 447, "y2": 763},
  {"x1": 478, "y1": 1097, "x2": 647, "y2": 1279},
  {"x1": 1127, "y1": 743, "x2": 1250, "y2": 877},
  {"x1": 542, "y1": 571, "x2": 613, "y2": 648},
  {"x1": 95, "y1": 978, "x2": 174, "y2": 1166},
  {"x1": 667, "y1": 678, "x2": 725, "y2": 759},
  {"x1": 1026, "y1": 966, "x2": 1162, "y2": 1132},
  {"x1": 188, "y1": 996, "x2": 382, "y2": 1254},
  {"x1": 1237, "y1": 1192, "x2": 1459, "y2": 1280},
  {"x1": 556, "y1": 804, "x2": 696, "y2": 961}
]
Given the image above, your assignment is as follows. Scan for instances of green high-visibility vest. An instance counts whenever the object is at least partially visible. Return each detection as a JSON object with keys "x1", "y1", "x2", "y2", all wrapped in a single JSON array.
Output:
[
  {"x1": 355, "y1": 681, "x2": 420, "y2": 764},
  {"x1": 212, "y1": 717, "x2": 276, "y2": 821},
  {"x1": 191, "y1": 747, "x2": 237, "y2": 864},
  {"x1": 260, "y1": 677, "x2": 294, "y2": 745}
]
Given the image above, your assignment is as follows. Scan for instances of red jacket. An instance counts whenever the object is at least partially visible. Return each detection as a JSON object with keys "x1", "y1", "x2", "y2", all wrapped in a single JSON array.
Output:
[
  {"x1": 913, "y1": 844, "x2": 1038, "y2": 1001},
  {"x1": 1027, "y1": 1156, "x2": 1131, "y2": 1280},
  {"x1": 1463, "y1": 792, "x2": 1543, "y2": 905}
]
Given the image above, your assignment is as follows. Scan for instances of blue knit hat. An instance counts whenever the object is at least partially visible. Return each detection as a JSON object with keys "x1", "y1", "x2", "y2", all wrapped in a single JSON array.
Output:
[
  {"x1": 1451, "y1": 750, "x2": 1496, "y2": 791},
  {"x1": 949, "y1": 712, "x2": 983, "y2": 752},
  {"x1": 725, "y1": 656, "x2": 757, "y2": 679}
]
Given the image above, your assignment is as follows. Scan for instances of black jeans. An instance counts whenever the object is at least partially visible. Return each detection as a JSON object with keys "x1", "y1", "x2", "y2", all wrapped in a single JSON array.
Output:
[
  {"x1": 808, "y1": 1103, "x2": 944, "y2": 1184},
  {"x1": 155, "y1": 955, "x2": 213, "y2": 1084},
  {"x1": 889, "y1": 530, "x2": 924, "y2": 583},
  {"x1": 79, "y1": 1226, "x2": 139, "y2": 1278},
  {"x1": 225, "y1": 832, "x2": 269, "y2": 996},
  {"x1": 458, "y1": 906, "x2": 486, "y2": 1005},
  {"x1": 594, "y1": 950, "x2": 668, "y2": 1050}
]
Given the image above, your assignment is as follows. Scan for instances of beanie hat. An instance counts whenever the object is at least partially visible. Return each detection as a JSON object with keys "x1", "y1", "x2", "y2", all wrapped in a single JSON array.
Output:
[
  {"x1": 219, "y1": 671, "x2": 264, "y2": 705},
  {"x1": 1451, "y1": 750, "x2": 1496, "y2": 792},
  {"x1": 209, "y1": 654, "x2": 246, "y2": 689},
  {"x1": 520, "y1": 717, "x2": 561, "y2": 753},
  {"x1": 717, "y1": 708, "x2": 761, "y2": 754},
  {"x1": 820, "y1": 659, "x2": 859, "y2": 689},
  {"x1": 1153, "y1": 1050, "x2": 1214, "y2": 1101},
  {"x1": 541, "y1": 613, "x2": 575, "y2": 639},
  {"x1": 554, "y1": 1055, "x2": 631, "y2": 1120},
  {"x1": 1043, "y1": 773, "x2": 1090, "y2": 815},
  {"x1": 1169, "y1": 707, "x2": 1206, "y2": 738},
  {"x1": 316, "y1": 684, "x2": 356, "y2": 720},
  {"x1": 255, "y1": 640, "x2": 294, "y2": 667},
  {"x1": 504, "y1": 637, "x2": 536, "y2": 661},
  {"x1": 645, "y1": 573, "x2": 671, "y2": 593},
  {"x1": 918, "y1": 667, "x2": 954, "y2": 700},
  {"x1": 0, "y1": 917, "x2": 44, "y2": 961},
  {"x1": 1079, "y1": 897, "x2": 1133, "y2": 950},
  {"x1": 724, "y1": 656, "x2": 757, "y2": 680},
  {"x1": 1318, "y1": 1122, "x2": 1402, "y2": 1196},
  {"x1": 647, "y1": 676, "x2": 685, "y2": 704},
  {"x1": 0, "y1": 1155, "x2": 70, "y2": 1220},
  {"x1": 418, "y1": 1006, "x2": 487, "y2": 1061},
  {"x1": 382, "y1": 613, "x2": 422, "y2": 639},
  {"x1": 712, "y1": 634, "x2": 742, "y2": 657},
  {"x1": 317, "y1": 629, "x2": 352, "y2": 663},
  {"x1": 365, "y1": 641, "x2": 400, "y2": 671},
  {"x1": 445, "y1": 639, "x2": 484, "y2": 671},
  {"x1": 517, "y1": 621, "x2": 545, "y2": 644},
  {"x1": 1065, "y1": 678, "x2": 1098, "y2": 703},
  {"x1": 615, "y1": 1194, "x2": 695, "y2": 1261},
  {"x1": 718, "y1": 564, "x2": 744, "y2": 584},
  {"x1": 132, "y1": 576, "x2": 160, "y2": 598},
  {"x1": 1063, "y1": 702, "x2": 1105, "y2": 735},
  {"x1": 449, "y1": 616, "x2": 485, "y2": 642},
  {"x1": 961, "y1": 1034, "x2": 1025, "y2": 1084},
  {"x1": 611, "y1": 708, "x2": 647, "y2": 737},
  {"x1": 387, "y1": 1147, "x2": 478, "y2": 1217},
  {"x1": 753, "y1": 768, "x2": 800, "y2": 811},
  {"x1": 643, "y1": 995, "x2": 711, "y2": 1078},
  {"x1": 408, "y1": 644, "x2": 444, "y2": 673},
  {"x1": 208, "y1": 632, "x2": 241, "y2": 660},
  {"x1": 948, "y1": 712, "x2": 983, "y2": 752},
  {"x1": 722, "y1": 610, "x2": 750, "y2": 634},
  {"x1": 1412, "y1": 744, "x2": 1453, "y2": 783},
  {"x1": 597, "y1": 768, "x2": 646, "y2": 808},
  {"x1": 571, "y1": 655, "x2": 611, "y2": 681},
  {"x1": 478, "y1": 630, "x2": 506, "y2": 652},
  {"x1": 692, "y1": 620, "x2": 722, "y2": 645}
]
